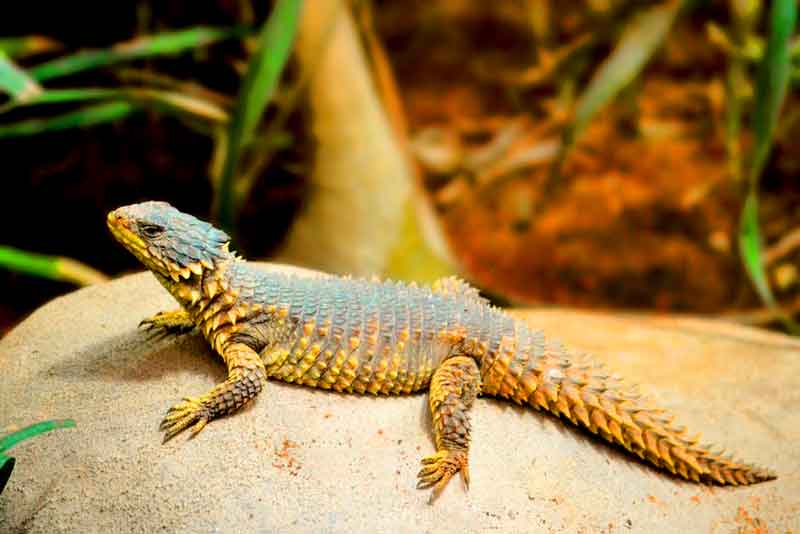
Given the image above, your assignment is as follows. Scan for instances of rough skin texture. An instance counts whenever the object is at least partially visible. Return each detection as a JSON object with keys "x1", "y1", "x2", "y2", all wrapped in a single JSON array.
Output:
[{"x1": 107, "y1": 201, "x2": 776, "y2": 502}]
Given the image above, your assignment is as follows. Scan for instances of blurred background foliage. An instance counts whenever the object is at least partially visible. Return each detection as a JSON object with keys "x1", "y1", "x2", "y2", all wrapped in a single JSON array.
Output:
[{"x1": 0, "y1": 0, "x2": 798, "y2": 335}]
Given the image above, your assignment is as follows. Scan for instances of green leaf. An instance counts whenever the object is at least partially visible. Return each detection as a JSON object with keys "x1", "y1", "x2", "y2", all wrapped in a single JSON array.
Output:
[
  {"x1": 739, "y1": 0, "x2": 798, "y2": 332},
  {"x1": 0, "y1": 245, "x2": 59, "y2": 279},
  {"x1": 557, "y1": 0, "x2": 685, "y2": 164},
  {"x1": 29, "y1": 26, "x2": 246, "y2": 82},
  {"x1": 0, "y1": 52, "x2": 43, "y2": 101},
  {"x1": 215, "y1": 0, "x2": 303, "y2": 232},
  {"x1": 125, "y1": 88, "x2": 228, "y2": 123},
  {"x1": 748, "y1": 0, "x2": 796, "y2": 183},
  {"x1": 0, "y1": 419, "x2": 75, "y2": 495},
  {"x1": 739, "y1": 194, "x2": 775, "y2": 307},
  {"x1": 0, "y1": 101, "x2": 136, "y2": 139},
  {"x1": 0, "y1": 87, "x2": 228, "y2": 125},
  {"x1": 0, "y1": 245, "x2": 108, "y2": 285},
  {"x1": 0, "y1": 88, "x2": 117, "y2": 114},
  {"x1": 739, "y1": 193, "x2": 799, "y2": 332},
  {"x1": 0, "y1": 420, "x2": 76, "y2": 454},
  {"x1": 0, "y1": 454, "x2": 14, "y2": 495}
]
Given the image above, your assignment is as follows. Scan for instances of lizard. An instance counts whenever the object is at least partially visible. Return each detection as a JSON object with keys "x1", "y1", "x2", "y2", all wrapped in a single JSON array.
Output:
[{"x1": 107, "y1": 200, "x2": 776, "y2": 503}]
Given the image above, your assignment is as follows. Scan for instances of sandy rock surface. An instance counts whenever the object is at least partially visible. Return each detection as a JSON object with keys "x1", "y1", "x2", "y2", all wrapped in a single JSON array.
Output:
[{"x1": 1, "y1": 264, "x2": 798, "y2": 533}]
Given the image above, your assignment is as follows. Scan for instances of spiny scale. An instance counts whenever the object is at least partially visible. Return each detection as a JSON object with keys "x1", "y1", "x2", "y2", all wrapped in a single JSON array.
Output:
[
  {"x1": 107, "y1": 201, "x2": 775, "y2": 500},
  {"x1": 481, "y1": 318, "x2": 775, "y2": 485},
  {"x1": 259, "y1": 274, "x2": 454, "y2": 395},
  {"x1": 199, "y1": 266, "x2": 773, "y2": 486}
]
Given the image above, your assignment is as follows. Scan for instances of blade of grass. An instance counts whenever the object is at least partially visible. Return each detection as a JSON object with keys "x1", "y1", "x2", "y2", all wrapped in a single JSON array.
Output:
[
  {"x1": 0, "y1": 52, "x2": 43, "y2": 101},
  {"x1": 748, "y1": 1, "x2": 796, "y2": 183},
  {"x1": 115, "y1": 68, "x2": 233, "y2": 107},
  {"x1": 0, "y1": 419, "x2": 75, "y2": 496},
  {"x1": 739, "y1": 195, "x2": 776, "y2": 306},
  {"x1": 236, "y1": 1, "x2": 338, "y2": 208},
  {"x1": 0, "y1": 245, "x2": 108, "y2": 285},
  {"x1": 552, "y1": 0, "x2": 686, "y2": 176},
  {"x1": 0, "y1": 87, "x2": 228, "y2": 124},
  {"x1": 0, "y1": 455, "x2": 14, "y2": 495},
  {"x1": 29, "y1": 26, "x2": 247, "y2": 82},
  {"x1": 126, "y1": 88, "x2": 228, "y2": 123},
  {"x1": 739, "y1": 0, "x2": 798, "y2": 332},
  {"x1": 0, "y1": 88, "x2": 117, "y2": 114},
  {"x1": 214, "y1": 0, "x2": 303, "y2": 233},
  {"x1": 0, "y1": 36, "x2": 62, "y2": 58},
  {"x1": 0, "y1": 420, "x2": 76, "y2": 454},
  {"x1": 0, "y1": 101, "x2": 136, "y2": 139}
]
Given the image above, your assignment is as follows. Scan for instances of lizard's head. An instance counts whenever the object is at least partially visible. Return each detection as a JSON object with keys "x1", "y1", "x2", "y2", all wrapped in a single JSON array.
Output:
[{"x1": 107, "y1": 201, "x2": 232, "y2": 281}]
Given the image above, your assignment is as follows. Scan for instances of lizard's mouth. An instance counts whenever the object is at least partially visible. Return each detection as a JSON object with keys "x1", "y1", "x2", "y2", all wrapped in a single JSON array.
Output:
[
  {"x1": 107, "y1": 210, "x2": 164, "y2": 273},
  {"x1": 108, "y1": 211, "x2": 147, "y2": 253},
  {"x1": 107, "y1": 210, "x2": 202, "y2": 282}
]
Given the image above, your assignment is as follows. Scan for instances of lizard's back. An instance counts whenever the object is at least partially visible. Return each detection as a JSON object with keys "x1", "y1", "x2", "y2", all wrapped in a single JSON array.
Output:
[{"x1": 227, "y1": 263, "x2": 510, "y2": 395}]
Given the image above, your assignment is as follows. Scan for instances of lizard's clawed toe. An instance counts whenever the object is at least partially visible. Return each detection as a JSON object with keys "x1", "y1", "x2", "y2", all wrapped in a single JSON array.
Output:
[
  {"x1": 139, "y1": 310, "x2": 196, "y2": 337},
  {"x1": 416, "y1": 450, "x2": 470, "y2": 504},
  {"x1": 160, "y1": 397, "x2": 210, "y2": 442}
]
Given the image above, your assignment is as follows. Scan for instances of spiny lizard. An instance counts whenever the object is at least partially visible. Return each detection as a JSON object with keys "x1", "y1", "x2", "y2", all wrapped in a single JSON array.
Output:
[{"x1": 107, "y1": 201, "x2": 775, "y2": 503}]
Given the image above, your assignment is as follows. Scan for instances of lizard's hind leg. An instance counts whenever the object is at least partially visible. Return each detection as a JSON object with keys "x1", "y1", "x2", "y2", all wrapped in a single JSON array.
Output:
[{"x1": 418, "y1": 355, "x2": 481, "y2": 503}]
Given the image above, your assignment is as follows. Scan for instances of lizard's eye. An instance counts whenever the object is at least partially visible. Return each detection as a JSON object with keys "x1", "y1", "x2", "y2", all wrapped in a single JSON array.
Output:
[{"x1": 140, "y1": 224, "x2": 164, "y2": 239}]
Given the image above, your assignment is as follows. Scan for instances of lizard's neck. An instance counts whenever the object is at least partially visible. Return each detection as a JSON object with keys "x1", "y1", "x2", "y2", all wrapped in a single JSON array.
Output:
[{"x1": 153, "y1": 259, "x2": 235, "y2": 313}]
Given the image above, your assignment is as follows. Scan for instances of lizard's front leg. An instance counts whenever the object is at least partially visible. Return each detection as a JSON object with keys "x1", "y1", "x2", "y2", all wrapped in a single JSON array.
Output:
[
  {"x1": 418, "y1": 355, "x2": 481, "y2": 503},
  {"x1": 160, "y1": 342, "x2": 267, "y2": 442},
  {"x1": 140, "y1": 309, "x2": 196, "y2": 335}
]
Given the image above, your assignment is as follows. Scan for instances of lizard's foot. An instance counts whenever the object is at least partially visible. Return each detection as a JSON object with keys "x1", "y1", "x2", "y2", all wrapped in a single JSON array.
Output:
[
  {"x1": 417, "y1": 449, "x2": 470, "y2": 504},
  {"x1": 158, "y1": 346, "x2": 267, "y2": 444},
  {"x1": 160, "y1": 396, "x2": 210, "y2": 442},
  {"x1": 140, "y1": 309, "x2": 195, "y2": 337}
]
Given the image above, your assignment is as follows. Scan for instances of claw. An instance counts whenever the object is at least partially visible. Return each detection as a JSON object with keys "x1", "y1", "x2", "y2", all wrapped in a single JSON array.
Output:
[
  {"x1": 417, "y1": 468, "x2": 445, "y2": 488},
  {"x1": 416, "y1": 449, "x2": 469, "y2": 504},
  {"x1": 418, "y1": 464, "x2": 441, "y2": 478},
  {"x1": 188, "y1": 418, "x2": 208, "y2": 439},
  {"x1": 429, "y1": 476, "x2": 454, "y2": 504},
  {"x1": 138, "y1": 311, "x2": 196, "y2": 338},
  {"x1": 159, "y1": 396, "x2": 209, "y2": 442},
  {"x1": 138, "y1": 317, "x2": 160, "y2": 330}
]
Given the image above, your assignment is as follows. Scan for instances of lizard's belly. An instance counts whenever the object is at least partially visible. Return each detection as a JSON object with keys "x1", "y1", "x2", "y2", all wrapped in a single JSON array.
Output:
[{"x1": 268, "y1": 340, "x2": 440, "y2": 396}]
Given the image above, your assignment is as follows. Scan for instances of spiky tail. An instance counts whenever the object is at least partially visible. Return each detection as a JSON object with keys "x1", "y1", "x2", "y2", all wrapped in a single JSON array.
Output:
[{"x1": 483, "y1": 321, "x2": 775, "y2": 485}]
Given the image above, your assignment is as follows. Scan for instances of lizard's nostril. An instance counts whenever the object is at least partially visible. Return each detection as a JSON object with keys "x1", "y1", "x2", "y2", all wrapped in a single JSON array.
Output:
[{"x1": 107, "y1": 211, "x2": 126, "y2": 228}]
